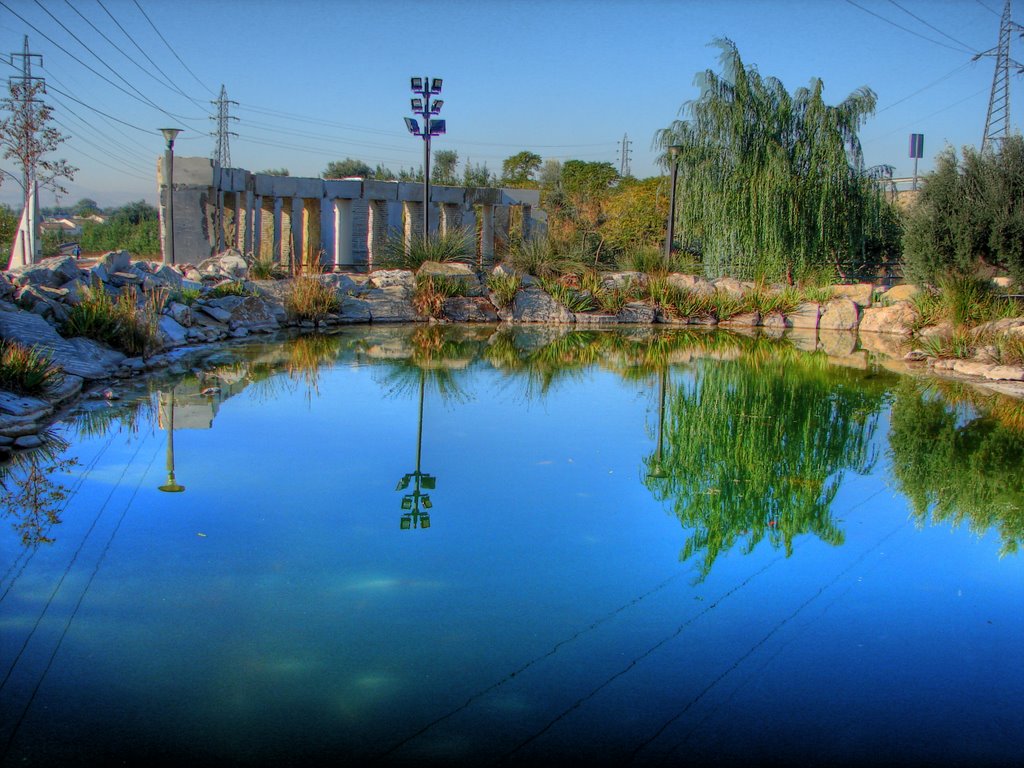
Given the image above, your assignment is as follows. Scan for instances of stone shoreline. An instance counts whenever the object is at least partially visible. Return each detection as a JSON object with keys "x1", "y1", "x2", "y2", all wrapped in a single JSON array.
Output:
[{"x1": 2, "y1": 250, "x2": 1023, "y2": 460}]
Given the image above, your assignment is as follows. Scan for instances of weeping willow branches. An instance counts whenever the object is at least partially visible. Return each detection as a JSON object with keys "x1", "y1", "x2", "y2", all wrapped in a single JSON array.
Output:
[{"x1": 655, "y1": 38, "x2": 896, "y2": 283}]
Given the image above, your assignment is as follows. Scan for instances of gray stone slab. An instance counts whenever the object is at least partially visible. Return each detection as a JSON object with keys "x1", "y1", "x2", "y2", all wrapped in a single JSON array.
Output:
[
  {"x1": 363, "y1": 180, "x2": 399, "y2": 201},
  {"x1": 0, "y1": 308, "x2": 121, "y2": 379},
  {"x1": 324, "y1": 179, "x2": 363, "y2": 199}
]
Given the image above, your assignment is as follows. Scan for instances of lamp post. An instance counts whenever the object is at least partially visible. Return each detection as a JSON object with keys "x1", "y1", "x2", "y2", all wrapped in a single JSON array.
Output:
[
  {"x1": 404, "y1": 77, "x2": 446, "y2": 242},
  {"x1": 160, "y1": 128, "x2": 182, "y2": 265},
  {"x1": 646, "y1": 366, "x2": 669, "y2": 481},
  {"x1": 664, "y1": 144, "x2": 682, "y2": 267},
  {"x1": 158, "y1": 388, "x2": 185, "y2": 493}
]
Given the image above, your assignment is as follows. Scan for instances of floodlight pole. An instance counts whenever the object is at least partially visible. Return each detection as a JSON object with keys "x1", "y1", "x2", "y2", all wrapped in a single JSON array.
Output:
[
  {"x1": 407, "y1": 76, "x2": 444, "y2": 243},
  {"x1": 664, "y1": 145, "x2": 682, "y2": 267}
]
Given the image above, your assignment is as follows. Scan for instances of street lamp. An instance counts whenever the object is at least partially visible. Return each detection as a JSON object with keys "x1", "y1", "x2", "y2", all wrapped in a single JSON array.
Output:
[
  {"x1": 160, "y1": 128, "x2": 182, "y2": 266},
  {"x1": 405, "y1": 77, "x2": 446, "y2": 241},
  {"x1": 158, "y1": 388, "x2": 185, "y2": 493},
  {"x1": 664, "y1": 144, "x2": 682, "y2": 267}
]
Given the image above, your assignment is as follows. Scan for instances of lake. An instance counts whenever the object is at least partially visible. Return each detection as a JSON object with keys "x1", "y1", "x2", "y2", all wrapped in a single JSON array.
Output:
[{"x1": 2, "y1": 325, "x2": 1022, "y2": 766}]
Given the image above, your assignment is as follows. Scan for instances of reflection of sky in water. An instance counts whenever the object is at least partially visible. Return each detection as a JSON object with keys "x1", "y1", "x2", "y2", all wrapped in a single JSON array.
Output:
[{"x1": 1, "y1": 334, "x2": 1022, "y2": 766}]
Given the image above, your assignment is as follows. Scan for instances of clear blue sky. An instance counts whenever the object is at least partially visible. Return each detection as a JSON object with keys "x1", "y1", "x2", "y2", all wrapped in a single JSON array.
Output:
[{"x1": 0, "y1": 0, "x2": 1016, "y2": 209}]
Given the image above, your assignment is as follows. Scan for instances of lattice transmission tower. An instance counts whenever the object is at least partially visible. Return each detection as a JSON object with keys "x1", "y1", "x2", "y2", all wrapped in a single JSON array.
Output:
[
  {"x1": 975, "y1": 0, "x2": 1024, "y2": 152},
  {"x1": 211, "y1": 84, "x2": 238, "y2": 167},
  {"x1": 617, "y1": 133, "x2": 632, "y2": 177}
]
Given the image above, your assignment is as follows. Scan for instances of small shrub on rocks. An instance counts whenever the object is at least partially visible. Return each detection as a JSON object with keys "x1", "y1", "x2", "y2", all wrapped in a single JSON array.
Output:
[
  {"x1": 285, "y1": 277, "x2": 339, "y2": 322},
  {"x1": 0, "y1": 340, "x2": 62, "y2": 395},
  {"x1": 207, "y1": 281, "x2": 250, "y2": 299},
  {"x1": 486, "y1": 272, "x2": 522, "y2": 308},
  {"x1": 62, "y1": 284, "x2": 167, "y2": 357}
]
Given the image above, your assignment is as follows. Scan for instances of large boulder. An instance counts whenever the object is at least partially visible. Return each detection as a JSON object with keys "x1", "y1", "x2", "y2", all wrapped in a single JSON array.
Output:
[
  {"x1": 441, "y1": 296, "x2": 499, "y2": 322},
  {"x1": 859, "y1": 301, "x2": 915, "y2": 336},
  {"x1": 818, "y1": 298, "x2": 860, "y2": 331},
  {"x1": 362, "y1": 286, "x2": 420, "y2": 322},
  {"x1": 616, "y1": 302, "x2": 656, "y2": 324},
  {"x1": 418, "y1": 261, "x2": 485, "y2": 297},
  {"x1": 881, "y1": 283, "x2": 919, "y2": 302},
  {"x1": 197, "y1": 249, "x2": 248, "y2": 279},
  {"x1": 833, "y1": 283, "x2": 874, "y2": 307},
  {"x1": 787, "y1": 302, "x2": 821, "y2": 330},
  {"x1": 98, "y1": 250, "x2": 132, "y2": 273},
  {"x1": 369, "y1": 269, "x2": 416, "y2": 294},
  {"x1": 510, "y1": 287, "x2": 575, "y2": 323}
]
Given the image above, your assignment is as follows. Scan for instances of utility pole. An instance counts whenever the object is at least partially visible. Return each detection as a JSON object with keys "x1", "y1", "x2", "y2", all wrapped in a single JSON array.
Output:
[
  {"x1": 210, "y1": 84, "x2": 238, "y2": 168},
  {"x1": 617, "y1": 132, "x2": 632, "y2": 177},
  {"x1": 975, "y1": 0, "x2": 1024, "y2": 152},
  {"x1": 8, "y1": 35, "x2": 44, "y2": 209}
]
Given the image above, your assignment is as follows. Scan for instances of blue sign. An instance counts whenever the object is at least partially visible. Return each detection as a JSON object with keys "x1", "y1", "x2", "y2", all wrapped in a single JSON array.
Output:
[{"x1": 909, "y1": 133, "x2": 924, "y2": 159}]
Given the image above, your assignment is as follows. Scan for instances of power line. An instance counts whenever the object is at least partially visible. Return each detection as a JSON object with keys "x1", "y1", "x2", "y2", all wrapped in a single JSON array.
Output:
[
  {"x1": 876, "y1": 61, "x2": 974, "y2": 113},
  {"x1": 885, "y1": 0, "x2": 981, "y2": 54},
  {"x1": 131, "y1": 0, "x2": 215, "y2": 97},
  {"x1": 843, "y1": 0, "x2": 979, "y2": 54}
]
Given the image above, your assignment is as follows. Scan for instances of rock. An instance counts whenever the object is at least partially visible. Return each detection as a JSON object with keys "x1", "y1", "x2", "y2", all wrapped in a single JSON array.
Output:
[
  {"x1": 616, "y1": 302, "x2": 656, "y2": 324},
  {"x1": 787, "y1": 302, "x2": 821, "y2": 330},
  {"x1": 904, "y1": 350, "x2": 929, "y2": 362},
  {"x1": 761, "y1": 312, "x2": 786, "y2": 330},
  {"x1": 859, "y1": 301, "x2": 915, "y2": 336},
  {"x1": 818, "y1": 330, "x2": 858, "y2": 357},
  {"x1": 818, "y1": 298, "x2": 860, "y2": 331},
  {"x1": 165, "y1": 301, "x2": 192, "y2": 326},
  {"x1": 952, "y1": 360, "x2": 993, "y2": 377},
  {"x1": 120, "y1": 357, "x2": 147, "y2": 373},
  {"x1": 227, "y1": 296, "x2": 282, "y2": 332},
  {"x1": 510, "y1": 287, "x2": 575, "y2": 323},
  {"x1": 0, "y1": 307, "x2": 121, "y2": 379},
  {"x1": 917, "y1": 321, "x2": 955, "y2": 339},
  {"x1": 881, "y1": 283, "x2": 919, "y2": 302},
  {"x1": 711, "y1": 277, "x2": 752, "y2": 297},
  {"x1": 601, "y1": 272, "x2": 647, "y2": 291},
  {"x1": 158, "y1": 315, "x2": 189, "y2": 346},
  {"x1": 418, "y1": 261, "x2": 485, "y2": 296},
  {"x1": 667, "y1": 274, "x2": 714, "y2": 294},
  {"x1": 719, "y1": 311, "x2": 760, "y2": 327},
  {"x1": 992, "y1": 276, "x2": 1015, "y2": 290},
  {"x1": 50, "y1": 256, "x2": 85, "y2": 284},
  {"x1": 13, "y1": 434, "x2": 44, "y2": 449},
  {"x1": 833, "y1": 283, "x2": 874, "y2": 307},
  {"x1": 9, "y1": 263, "x2": 61, "y2": 289},
  {"x1": 974, "y1": 318, "x2": 1024, "y2": 336},
  {"x1": 0, "y1": 391, "x2": 52, "y2": 421},
  {"x1": 369, "y1": 269, "x2": 416, "y2": 293},
  {"x1": 362, "y1": 287, "x2": 420, "y2": 322},
  {"x1": 195, "y1": 303, "x2": 233, "y2": 323},
  {"x1": 98, "y1": 250, "x2": 132, "y2": 273},
  {"x1": 574, "y1": 313, "x2": 619, "y2": 325},
  {"x1": 788, "y1": 327, "x2": 819, "y2": 353},
  {"x1": 152, "y1": 265, "x2": 183, "y2": 288},
  {"x1": 984, "y1": 365, "x2": 1024, "y2": 381},
  {"x1": 441, "y1": 296, "x2": 499, "y2": 322},
  {"x1": 89, "y1": 263, "x2": 110, "y2": 284},
  {"x1": 197, "y1": 249, "x2": 248, "y2": 279}
]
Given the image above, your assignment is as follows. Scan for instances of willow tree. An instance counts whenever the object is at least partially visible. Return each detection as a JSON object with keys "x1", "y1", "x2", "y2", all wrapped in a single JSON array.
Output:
[{"x1": 655, "y1": 39, "x2": 893, "y2": 283}]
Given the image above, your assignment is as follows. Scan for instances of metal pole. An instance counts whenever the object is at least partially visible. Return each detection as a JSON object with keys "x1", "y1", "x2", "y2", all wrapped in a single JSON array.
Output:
[
  {"x1": 665, "y1": 156, "x2": 679, "y2": 265},
  {"x1": 424, "y1": 131, "x2": 431, "y2": 242},
  {"x1": 164, "y1": 138, "x2": 176, "y2": 265}
]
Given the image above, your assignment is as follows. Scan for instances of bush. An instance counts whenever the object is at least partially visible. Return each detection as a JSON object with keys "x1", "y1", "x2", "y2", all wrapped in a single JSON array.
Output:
[
  {"x1": 380, "y1": 227, "x2": 474, "y2": 270},
  {"x1": 284, "y1": 277, "x2": 339, "y2": 321},
  {"x1": 504, "y1": 237, "x2": 585, "y2": 279},
  {"x1": 486, "y1": 272, "x2": 522, "y2": 308},
  {"x1": 0, "y1": 340, "x2": 62, "y2": 395},
  {"x1": 903, "y1": 137, "x2": 1024, "y2": 285},
  {"x1": 207, "y1": 281, "x2": 250, "y2": 299},
  {"x1": 62, "y1": 284, "x2": 167, "y2": 356}
]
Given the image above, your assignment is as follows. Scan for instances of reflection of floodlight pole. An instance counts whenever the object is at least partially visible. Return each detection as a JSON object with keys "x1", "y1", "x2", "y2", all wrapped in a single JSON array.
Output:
[
  {"x1": 664, "y1": 144, "x2": 682, "y2": 268},
  {"x1": 395, "y1": 369, "x2": 435, "y2": 529},
  {"x1": 406, "y1": 76, "x2": 446, "y2": 241},
  {"x1": 160, "y1": 128, "x2": 182, "y2": 266},
  {"x1": 647, "y1": 367, "x2": 668, "y2": 480},
  {"x1": 158, "y1": 388, "x2": 185, "y2": 493}
]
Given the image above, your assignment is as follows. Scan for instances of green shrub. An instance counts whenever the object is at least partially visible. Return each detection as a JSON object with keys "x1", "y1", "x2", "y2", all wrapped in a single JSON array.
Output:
[
  {"x1": 62, "y1": 284, "x2": 167, "y2": 356},
  {"x1": 207, "y1": 281, "x2": 250, "y2": 299},
  {"x1": 0, "y1": 340, "x2": 62, "y2": 395},
  {"x1": 250, "y1": 256, "x2": 287, "y2": 280},
  {"x1": 169, "y1": 287, "x2": 202, "y2": 306},
  {"x1": 380, "y1": 227, "x2": 474, "y2": 270},
  {"x1": 486, "y1": 272, "x2": 522, "y2": 308},
  {"x1": 505, "y1": 237, "x2": 585, "y2": 279},
  {"x1": 284, "y1": 276, "x2": 339, "y2": 321}
]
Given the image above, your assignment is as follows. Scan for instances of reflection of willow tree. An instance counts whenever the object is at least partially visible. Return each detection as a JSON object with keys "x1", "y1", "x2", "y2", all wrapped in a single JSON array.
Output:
[
  {"x1": 644, "y1": 348, "x2": 886, "y2": 579},
  {"x1": 373, "y1": 325, "x2": 479, "y2": 403},
  {"x1": 0, "y1": 435, "x2": 79, "y2": 547},
  {"x1": 485, "y1": 328, "x2": 612, "y2": 398},
  {"x1": 889, "y1": 380, "x2": 1024, "y2": 556}
]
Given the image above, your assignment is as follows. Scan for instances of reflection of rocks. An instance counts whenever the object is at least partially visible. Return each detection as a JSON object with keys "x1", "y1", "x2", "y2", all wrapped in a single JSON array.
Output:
[{"x1": 818, "y1": 330, "x2": 858, "y2": 358}]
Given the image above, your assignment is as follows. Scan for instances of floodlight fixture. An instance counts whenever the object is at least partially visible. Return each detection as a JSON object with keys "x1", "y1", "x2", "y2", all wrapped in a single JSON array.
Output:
[
  {"x1": 431, "y1": 99, "x2": 443, "y2": 114},
  {"x1": 411, "y1": 77, "x2": 423, "y2": 91},
  {"x1": 421, "y1": 475, "x2": 435, "y2": 490},
  {"x1": 400, "y1": 517, "x2": 412, "y2": 530},
  {"x1": 421, "y1": 516, "x2": 430, "y2": 529},
  {"x1": 401, "y1": 496, "x2": 413, "y2": 510},
  {"x1": 404, "y1": 117, "x2": 420, "y2": 135},
  {"x1": 422, "y1": 496, "x2": 432, "y2": 509},
  {"x1": 396, "y1": 475, "x2": 411, "y2": 491},
  {"x1": 411, "y1": 98, "x2": 423, "y2": 112},
  {"x1": 428, "y1": 119, "x2": 446, "y2": 136},
  {"x1": 406, "y1": 76, "x2": 447, "y2": 240},
  {"x1": 431, "y1": 78, "x2": 442, "y2": 93}
]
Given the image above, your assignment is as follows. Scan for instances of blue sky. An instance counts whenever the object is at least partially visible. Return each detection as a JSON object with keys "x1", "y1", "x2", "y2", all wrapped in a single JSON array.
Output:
[{"x1": 0, "y1": 0, "x2": 1016, "y2": 208}]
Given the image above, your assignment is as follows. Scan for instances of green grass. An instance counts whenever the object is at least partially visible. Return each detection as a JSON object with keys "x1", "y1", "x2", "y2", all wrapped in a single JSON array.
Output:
[
  {"x1": 206, "y1": 281, "x2": 250, "y2": 299},
  {"x1": 0, "y1": 340, "x2": 62, "y2": 395},
  {"x1": 486, "y1": 272, "x2": 522, "y2": 309},
  {"x1": 169, "y1": 287, "x2": 202, "y2": 306},
  {"x1": 62, "y1": 284, "x2": 167, "y2": 357},
  {"x1": 380, "y1": 227, "x2": 474, "y2": 270},
  {"x1": 249, "y1": 256, "x2": 288, "y2": 280},
  {"x1": 504, "y1": 237, "x2": 585, "y2": 279}
]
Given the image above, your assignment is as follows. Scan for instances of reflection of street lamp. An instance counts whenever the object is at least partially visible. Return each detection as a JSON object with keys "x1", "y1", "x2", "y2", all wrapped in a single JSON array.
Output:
[
  {"x1": 160, "y1": 128, "x2": 182, "y2": 266},
  {"x1": 646, "y1": 367, "x2": 669, "y2": 480},
  {"x1": 395, "y1": 369, "x2": 435, "y2": 529},
  {"x1": 405, "y1": 77, "x2": 446, "y2": 241},
  {"x1": 664, "y1": 144, "x2": 682, "y2": 267},
  {"x1": 158, "y1": 388, "x2": 185, "y2": 493}
]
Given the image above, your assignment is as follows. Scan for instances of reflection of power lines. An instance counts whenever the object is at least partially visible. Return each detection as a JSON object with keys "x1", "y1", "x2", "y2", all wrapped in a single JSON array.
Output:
[
  {"x1": 0, "y1": 438, "x2": 160, "y2": 756},
  {"x1": 376, "y1": 566, "x2": 694, "y2": 762}
]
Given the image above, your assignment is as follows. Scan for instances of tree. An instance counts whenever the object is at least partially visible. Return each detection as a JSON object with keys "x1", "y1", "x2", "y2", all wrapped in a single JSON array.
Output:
[
  {"x1": 110, "y1": 200, "x2": 158, "y2": 225},
  {"x1": 547, "y1": 160, "x2": 619, "y2": 260},
  {"x1": 432, "y1": 150, "x2": 459, "y2": 186},
  {"x1": 72, "y1": 198, "x2": 99, "y2": 216},
  {"x1": 257, "y1": 168, "x2": 290, "y2": 176},
  {"x1": 501, "y1": 151, "x2": 542, "y2": 187},
  {"x1": 902, "y1": 137, "x2": 1024, "y2": 285},
  {"x1": 0, "y1": 79, "x2": 76, "y2": 202},
  {"x1": 538, "y1": 159, "x2": 562, "y2": 191},
  {"x1": 599, "y1": 177, "x2": 668, "y2": 256},
  {"x1": 323, "y1": 158, "x2": 372, "y2": 179},
  {"x1": 372, "y1": 163, "x2": 396, "y2": 181},
  {"x1": 462, "y1": 160, "x2": 494, "y2": 187},
  {"x1": 655, "y1": 38, "x2": 889, "y2": 283}
]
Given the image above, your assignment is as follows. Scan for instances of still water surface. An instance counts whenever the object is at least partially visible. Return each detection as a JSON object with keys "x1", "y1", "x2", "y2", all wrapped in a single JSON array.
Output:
[{"x1": 1, "y1": 325, "x2": 1023, "y2": 766}]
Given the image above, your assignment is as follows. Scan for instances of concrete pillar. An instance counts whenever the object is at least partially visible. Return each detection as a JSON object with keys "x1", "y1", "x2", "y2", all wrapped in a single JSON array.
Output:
[
  {"x1": 258, "y1": 196, "x2": 274, "y2": 261},
  {"x1": 367, "y1": 200, "x2": 389, "y2": 269},
  {"x1": 275, "y1": 197, "x2": 287, "y2": 267},
  {"x1": 290, "y1": 197, "x2": 304, "y2": 270},
  {"x1": 351, "y1": 199, "x2": 369, "y2": 268},
  {"x1": 224, "y1": 191, "x2": 238, "y2": 249},
  {"x1": 403, "y1": 201, "x2": 424, "y2": 249},
  {"x1": 480, "y1": 204, "x2": 495, "y2": 266},
  {"x1": 333, "y1": 198, "x2": 354, "y2": 268},
  {"x1": 216, "y1": 190, "x2": 226, "y2": 252},
  {"x1": 242, "y1": 191, "x2": 254, "y2": 256},
  {"x1": 302, "y1": 198, "x2": 320, "y2": 270},
  {"x1": 440, "y1": 204, "x2": 462, "y2": 235},
  {"x1": 522, "y1": 205, "x2": 532, "y2": 241}
]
